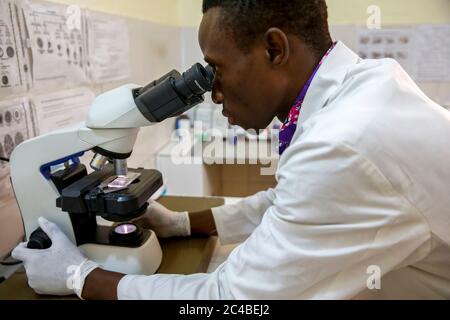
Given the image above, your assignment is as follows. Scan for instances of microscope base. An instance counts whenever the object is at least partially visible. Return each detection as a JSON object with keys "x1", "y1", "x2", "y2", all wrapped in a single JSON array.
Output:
[{"x1": 79, "y1": 230, "x2": 162, "y2": 275}]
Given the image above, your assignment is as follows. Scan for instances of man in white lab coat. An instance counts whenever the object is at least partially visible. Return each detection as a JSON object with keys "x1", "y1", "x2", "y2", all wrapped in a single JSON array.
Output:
[{"x1": 13, "y1": 0, "x2": 450, "y2": 299}]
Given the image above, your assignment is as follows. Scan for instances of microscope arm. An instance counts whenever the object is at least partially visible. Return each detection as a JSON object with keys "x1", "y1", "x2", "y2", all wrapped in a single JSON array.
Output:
[{"x1": 10, "y1": 122, "x2": 140, "y2": 242}]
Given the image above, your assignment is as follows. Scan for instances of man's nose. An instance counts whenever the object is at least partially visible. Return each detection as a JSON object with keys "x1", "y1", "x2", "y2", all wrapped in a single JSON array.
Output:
[{"x1": 211, "y1": 81, "x2": 224, "y2": 104}]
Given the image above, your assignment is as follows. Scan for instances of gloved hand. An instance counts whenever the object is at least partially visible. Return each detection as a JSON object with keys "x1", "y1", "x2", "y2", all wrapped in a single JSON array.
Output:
[
  {"x1": 11, "y1": 217, "x2": 99, "y2": 298},
  {"x1": 133, "y1": 201, "x2": 191, "y2": 238}
]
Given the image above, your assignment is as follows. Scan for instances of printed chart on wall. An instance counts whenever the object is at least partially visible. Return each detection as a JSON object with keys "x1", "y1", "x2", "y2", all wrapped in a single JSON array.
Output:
[
  {"x1": 415, "y1": 25, "x2": 450, "y2": 82},
  {"x1": 357, "y1": 25, "x2": 450, "y2": 82},
  {"x1": 22, "y1": 0, "x2": 88, "y2": 90},
  {"x1": 0, "y1": 0, "x2": 30, "y2": 95},
  {"x1": 357, "y1": 28, "x2": 416, "y2": 78},
  {"x1": 31, "y1": 86, "x2": 95, "y2": 136},
  {"x1": 85, "y1": 10, "x2": 130, "y2": 83},
  {"x1": 0, "y1": 97, "x2": 34, "y2": 198}
]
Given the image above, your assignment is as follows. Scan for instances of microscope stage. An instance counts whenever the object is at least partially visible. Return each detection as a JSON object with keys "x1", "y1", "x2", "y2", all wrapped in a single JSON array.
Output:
[{"x1": 55, "y1": 165, "x2": 163, "y2": 222}]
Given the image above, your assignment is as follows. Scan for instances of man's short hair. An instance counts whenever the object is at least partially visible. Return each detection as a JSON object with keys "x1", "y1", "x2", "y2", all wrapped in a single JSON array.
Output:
[{"x1": 202, "y1": 0, "x2": 332, "y2": 57}]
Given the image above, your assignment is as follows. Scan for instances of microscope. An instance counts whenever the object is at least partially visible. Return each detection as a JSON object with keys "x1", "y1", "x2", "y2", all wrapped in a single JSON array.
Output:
[{"x1": 9, "y1": 63, "x2": 214, "y2": 275}]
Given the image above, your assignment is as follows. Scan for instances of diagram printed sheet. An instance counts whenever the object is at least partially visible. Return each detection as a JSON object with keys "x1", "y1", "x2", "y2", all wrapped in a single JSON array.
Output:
[
  {"x1": 357, "y1": 27, "x2": 416, "y2": 78},
  {"x1": 22, "y1": 0, "x2": 88, "y2": 90},
  {"x1": 0, "y1": 97, "x2": 34, "y2": 196},
  {"x1": 85, "y1": 11, "x2": 130, "y2": 83},
  {"x1": 0, "y1": 97, "x2": 34, "y2": 160},
  {"x1": 32, "y1": 86, "x2": 95, "y2": 135},
  {"x1": 0, "y1": 0, "x2": 30, "y2": 95},
  {"x1": 415, "y1": 25, "x2": 450, "y2": 82}
]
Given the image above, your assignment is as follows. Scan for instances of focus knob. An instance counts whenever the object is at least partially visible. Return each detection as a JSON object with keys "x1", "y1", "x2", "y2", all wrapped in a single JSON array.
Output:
[{"x1": 27, "y1": 227, "x2": 52, "y2": 249}]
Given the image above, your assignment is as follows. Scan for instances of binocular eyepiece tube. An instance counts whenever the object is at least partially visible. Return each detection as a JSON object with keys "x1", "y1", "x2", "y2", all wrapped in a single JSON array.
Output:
[{"x1": 134, "y1": 63, "x2": 215, "y2": 123}]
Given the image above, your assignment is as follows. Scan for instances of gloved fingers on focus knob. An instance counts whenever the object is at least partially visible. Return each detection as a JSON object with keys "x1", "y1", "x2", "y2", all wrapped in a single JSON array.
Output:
[
  {"x1": 38, "y1": 217, "x2": 61, "y2": 240},
  {"x1": 11, "y1": 242, "x2": 29, "y2": 261}
]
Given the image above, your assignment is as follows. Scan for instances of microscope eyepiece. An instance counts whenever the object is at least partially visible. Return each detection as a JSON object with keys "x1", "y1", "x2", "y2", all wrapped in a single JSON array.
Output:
[
  {"x1": 175, "y1": 63, "x2": 215, "y2": 96},
  {"x1": 172, "y1": 63, "x2": 214, "y2": 101},
  {"x1": 134, "y1": 63, "x2": 215, "y2": 123}
]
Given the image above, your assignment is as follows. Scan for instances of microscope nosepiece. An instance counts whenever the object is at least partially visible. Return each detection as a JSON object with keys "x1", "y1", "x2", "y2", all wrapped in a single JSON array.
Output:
[{"x1": 90, "y1": 153, "x2": 109, "y2": 171}]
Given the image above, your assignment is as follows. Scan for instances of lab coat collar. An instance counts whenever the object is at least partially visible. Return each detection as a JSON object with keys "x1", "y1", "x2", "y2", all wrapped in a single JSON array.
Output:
[{"x1": 297, "y1": 41, "x2": 360, "y2": 127}]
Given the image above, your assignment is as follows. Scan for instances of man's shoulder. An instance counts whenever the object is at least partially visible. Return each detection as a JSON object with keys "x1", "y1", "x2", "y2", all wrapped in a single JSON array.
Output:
[{"x1": 292, "y1": 58, "x2": 431, "y2": 149}]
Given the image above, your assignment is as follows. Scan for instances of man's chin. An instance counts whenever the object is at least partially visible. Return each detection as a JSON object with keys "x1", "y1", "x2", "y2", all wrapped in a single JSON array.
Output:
[{"x1": 227, "y1": 116, "x2": 268, "y2": 131}]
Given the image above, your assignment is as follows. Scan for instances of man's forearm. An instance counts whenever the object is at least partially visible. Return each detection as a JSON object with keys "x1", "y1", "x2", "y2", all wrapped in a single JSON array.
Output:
[
  {"x1": 81, "y1": 268, "x2": 125, "y2": 300},
  {"x1": 189, "y1": 209, "x2": 217, "y2": 236}
]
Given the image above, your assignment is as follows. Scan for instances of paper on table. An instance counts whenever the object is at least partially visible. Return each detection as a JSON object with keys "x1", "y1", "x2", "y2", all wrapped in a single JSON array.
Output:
[
  {"x1": 85, "y1": 11, "x2": 131, "y2": 84},
  {"x1": 0, "y1": 97, "x2": 35, "y2": 198},
  {"x1": 356, "y1": 27, "x2": 416, "y2": 78},
  {"x1": 415, "y1": 25, "x2": 450, "y2": 82},
  {"x1": 0, "y1": 0, "x2": 30, "y2": 95},
  {"x1": 31, "y1": 87, "x2": 95, "y2": 135},
  {"x1": 22, "y1": 0, "x2": 88, "y2": 90}
]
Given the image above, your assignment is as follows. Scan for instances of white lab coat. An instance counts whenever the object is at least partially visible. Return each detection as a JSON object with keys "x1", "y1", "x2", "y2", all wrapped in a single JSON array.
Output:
[{"x1": 118, "y1": 41, "x2": 450, "y2": 299}]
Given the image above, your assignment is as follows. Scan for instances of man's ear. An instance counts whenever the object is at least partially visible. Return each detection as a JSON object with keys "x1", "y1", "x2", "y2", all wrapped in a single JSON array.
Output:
[{"x1": 264, "y1": 28, "x2": 290, "y2": 66}]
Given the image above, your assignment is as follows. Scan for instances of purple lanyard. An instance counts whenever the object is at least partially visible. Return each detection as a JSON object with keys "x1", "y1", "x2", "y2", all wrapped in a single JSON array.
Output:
[{"x1": 279, "y1": 42, "x2": 336, "y2": 155}]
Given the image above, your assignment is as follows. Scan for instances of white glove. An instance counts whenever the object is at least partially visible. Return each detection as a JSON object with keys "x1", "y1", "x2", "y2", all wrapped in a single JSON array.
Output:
[
  {"x1": 133, "y1": 201, "x2": 191, "y2": 238},
  {"x1": 11, "y1": 217, "x2": 99, "y2": 298}
]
